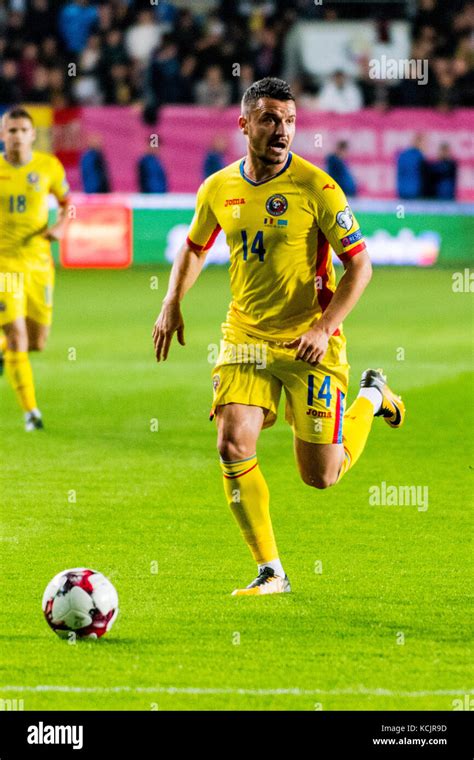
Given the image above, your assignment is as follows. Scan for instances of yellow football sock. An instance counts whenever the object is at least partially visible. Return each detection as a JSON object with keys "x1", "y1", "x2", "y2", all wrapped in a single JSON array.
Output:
[
  {"x1": 0, "y1": 332, "x2": 6, "y2": 353},
  {"x1": 337, "y1": 397, "x2": 374, "y2": 481},
  {"x1": 220, "y1": 454, "x2": 279, "y2": 564},
  {"x1": 5, "y1": 350, "x2": 38, "y2": 412}
]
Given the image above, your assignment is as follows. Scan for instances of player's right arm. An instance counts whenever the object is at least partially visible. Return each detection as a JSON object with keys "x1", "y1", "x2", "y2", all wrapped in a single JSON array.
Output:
[
  {"x1": 152, "y1": 180, "x2": 221, "y2": 362},
  {"x1": 152, "y1": 242, "x2": 206, "y2": 361}
]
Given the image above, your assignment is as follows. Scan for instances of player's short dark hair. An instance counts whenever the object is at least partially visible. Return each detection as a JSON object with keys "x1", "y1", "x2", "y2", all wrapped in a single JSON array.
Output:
[
  {"x1": 241, "y1": 77, "x2": 295, "y2": 115},
  {"x1": 2, "y1": 107, "x2": 34, "y2": 126}
]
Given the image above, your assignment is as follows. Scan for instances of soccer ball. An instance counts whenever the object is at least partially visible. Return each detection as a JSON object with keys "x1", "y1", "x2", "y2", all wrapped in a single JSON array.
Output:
[{"x1": 42, "y1": 568, "x2": 118, "y2": 640}]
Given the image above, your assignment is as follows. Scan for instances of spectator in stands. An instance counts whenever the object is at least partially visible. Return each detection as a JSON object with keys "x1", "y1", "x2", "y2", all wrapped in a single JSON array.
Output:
[
  {"x1": 317, "y1": 70, "x2": 363, "y2": 113},
  {"x1": 80, "y1": 33, "x2": 102, "y2": 76},
  {"x1": 221, "y1": 0, "x2": 278, "y2": 26},
  {"x1": 413, "y1": 0, "x2": 448, "y2": 36},
  {"x1": 38, "y1": 36, "x2": 62, "y2": 70},
  {"x1": 26, "y1": 0, "x2": 57, "y2": 45},
  {"x1": 203, "y1": 135, "x2": 227, "y2": 179},
  {"x1": 4, "y1": 11, "x2": 25, "y2": 58},
  {"x1": 0, "y1": 59, "x2": 22, "y2": 103},
  {"x1": 100, "y1": 28, "x2": 129, "y2": 70},
  {"x1": 104, "y1": 62, "x2": 135, "y2": 105},
  {"x1": 254, "y1": 25, "x2": 281, "y2": 79},
  {"x1": 396, "y1": 134, "x2": 428, "y2": 200},
  {"x1": 73, "y1": 33, "x2": 102, "y2": 104},
  {"x1": 153, "y1": 0, "x2": 177, "y2": 30},
  {"x1": 291, "y1": 73, "x2": 319, "y2": 109},
  {"x1": 235, "y1": 62, "x2": 256, "y2": 102},
  {"x1": 179, "y1": 55, "x2": 198, "y2": 104},
  {"x1": 433, "y1": 67, "x2": 461, "y2": 111},
  {"x1": 428, "y1": 143, "x2": 457, "y2": 200},
  {"x1": 125, "y1": 9, "x2": 162, "y2": 65},
  {"x1": 58, "y1": 0, "x2": 99, "y2": 56},
  {"x1": 96, "y1": 3, "x2": 113, "y2": 36},
  {"x1": 24, "y1": 64, "x2": 50, "y2": 103},
  {"x1": 454, "y1": 34, "x2": 474, "y2": 106},
  {"x1": 137, "y1": 142, "x2": 168, "y2": 193},
  {"x1": 80, "y1": 134, "x2": 111, "y2": 193},
  {"x1": 17, "y1": 42, "x2": 38, "y2": 96},
  {"x1": 326, "y1": 141, "x2": 357, "y2": 197},
  {"x1": 174, "y1": 8, "x2": 200, "y2": 59},
  {"x1": 195, "y1": 64, "x2": 231, "y2": 107},
  {"x1": 145, "y1": 35, "x2": 182, "y2": 106},
  {"x1": 193, "y1": 15, "x2": 227, "y2": 75},
  {"x1": 48, "y1": 66, "x2": 73, "y2": 105}
]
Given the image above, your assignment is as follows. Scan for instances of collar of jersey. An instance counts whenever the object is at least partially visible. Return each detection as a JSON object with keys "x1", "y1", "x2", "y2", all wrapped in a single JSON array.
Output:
[
  {"x1": 240, "y1": 152, "x2": 292, "y2": 186},
  {"x1": 1, "y1": 151, "x2": 34, "y2": 168}
]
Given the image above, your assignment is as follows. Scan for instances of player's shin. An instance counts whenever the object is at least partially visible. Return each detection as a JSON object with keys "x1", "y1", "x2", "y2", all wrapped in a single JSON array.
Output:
[
  {"x1": 220, "y1": 455, "x2": 279, "y2": 564},
  {"x1": 4, "y1": 350, "x2": 38, "y2": 412},
  {"x1": 336, "y1": 397, "x2": 375, "y2": 482}
]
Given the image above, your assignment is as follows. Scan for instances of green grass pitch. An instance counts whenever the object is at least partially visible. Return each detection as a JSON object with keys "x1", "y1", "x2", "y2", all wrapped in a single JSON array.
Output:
[{"x1": 0, "y1": 265, "x2": 472, "y2": 711}]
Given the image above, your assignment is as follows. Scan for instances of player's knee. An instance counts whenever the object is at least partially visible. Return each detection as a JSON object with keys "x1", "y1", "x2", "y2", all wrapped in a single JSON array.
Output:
[
  {"x1": 217, "y1": 437, "x2": 253, "y2": 462},
  {"x1": 301, "y1": 469, "x2": 338, "y2": 490},
  {"x1": 29, "y1": 337, "x2": 47, "y2": 352},
  {"x1": 6, "y1": 329, "x2": 28, "y2": 352}
]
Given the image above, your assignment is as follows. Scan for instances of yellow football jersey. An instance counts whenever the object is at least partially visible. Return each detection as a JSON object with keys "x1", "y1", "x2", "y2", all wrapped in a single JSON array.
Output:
[
  {"x1": 0, "y1": 150, "x2": 70, "y2": 272},
  {"x1": 187, "y1": 151, "x2": 367, "y2": 341}
]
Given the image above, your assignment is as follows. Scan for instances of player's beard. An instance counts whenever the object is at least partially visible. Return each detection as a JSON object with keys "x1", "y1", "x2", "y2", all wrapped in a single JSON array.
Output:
[
  {"x1": 258, "y1": 143, "x2": 289, "y2": 165},
  {"x1": 259, "y1": 152, "x2": 287, "y2": 165}
]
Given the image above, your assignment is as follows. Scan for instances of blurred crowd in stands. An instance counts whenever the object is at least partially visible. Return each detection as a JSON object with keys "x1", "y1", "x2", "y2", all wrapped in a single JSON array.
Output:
[{"x1": 0, "y1": 0, "x2": 472, "y2": 112}]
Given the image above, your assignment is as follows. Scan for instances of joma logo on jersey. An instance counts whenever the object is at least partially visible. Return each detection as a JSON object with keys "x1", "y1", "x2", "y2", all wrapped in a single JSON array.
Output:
[
  {"x1": 306, "y1": 409, "x2": 333, "y2": 418},
  {"x1": 265, "y1": 194, "x2": 288, "y2": 216},
  {"x1": 224, "y1": 198, "x2": 246, "y2": 206}
]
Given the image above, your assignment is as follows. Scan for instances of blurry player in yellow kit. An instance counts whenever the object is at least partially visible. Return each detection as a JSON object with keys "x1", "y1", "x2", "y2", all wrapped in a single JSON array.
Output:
[
  {"x1": 0, "y1": 108, "x2": 70, "y2": 430},
  {"x1": 153, "y1": 78, "x2": 405, "y2": 595}
]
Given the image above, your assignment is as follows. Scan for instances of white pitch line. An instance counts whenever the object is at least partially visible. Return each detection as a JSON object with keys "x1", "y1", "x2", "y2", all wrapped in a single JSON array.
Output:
[{"x1": 0, "y1": 685, "x2": 472, "y2": 697}]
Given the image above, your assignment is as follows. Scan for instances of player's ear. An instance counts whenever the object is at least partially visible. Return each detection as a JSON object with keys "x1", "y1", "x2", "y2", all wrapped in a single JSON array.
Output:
[{"x1": 238, "y1": 114, "x2": 248, "y2": 135}]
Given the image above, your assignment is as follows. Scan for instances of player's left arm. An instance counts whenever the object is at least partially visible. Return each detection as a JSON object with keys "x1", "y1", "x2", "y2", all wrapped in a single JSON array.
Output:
[
  {"x1": 285, "y1": 182, "x2": 372, "y2": 365},
  {"x1": 42, "y1": 158, "x2": 71, "y2": 241},
  {"x1": 308, "y1": 250, "x2": 372, "y2": 354}
]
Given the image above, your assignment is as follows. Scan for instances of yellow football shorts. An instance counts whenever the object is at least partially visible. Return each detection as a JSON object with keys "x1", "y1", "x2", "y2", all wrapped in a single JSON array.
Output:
[
  {"x1": 210, "y1": 324, "x2": 349, "y2": 444},
  {"x1": 0, "y1": 265, "x2": 55, "y2": 327}
]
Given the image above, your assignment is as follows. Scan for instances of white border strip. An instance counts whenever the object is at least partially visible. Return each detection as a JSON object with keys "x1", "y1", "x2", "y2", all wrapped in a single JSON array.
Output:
[{"x1": 0, "y1": 685, "x2": 472, "y2": 697}]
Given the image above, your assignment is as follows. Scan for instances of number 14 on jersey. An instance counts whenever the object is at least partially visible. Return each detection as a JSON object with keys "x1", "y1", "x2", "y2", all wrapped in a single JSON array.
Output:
[{"x1": 241, "y1": 230, "x2": 266, "y2": 262}]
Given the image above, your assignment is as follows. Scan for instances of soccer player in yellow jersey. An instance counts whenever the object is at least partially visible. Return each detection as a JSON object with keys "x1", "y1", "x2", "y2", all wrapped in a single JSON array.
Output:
[
  {"x1": 153, "y1": 78, "x2": 405, "y2": 595},
  {"x1": 0, "y1": 107, "x2": 70, "y2": 431}
]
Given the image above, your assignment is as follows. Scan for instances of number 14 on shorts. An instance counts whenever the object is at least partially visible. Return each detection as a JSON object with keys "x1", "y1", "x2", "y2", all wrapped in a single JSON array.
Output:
[{"x1": 308, "y1": 374, "x2": 332, "y2": 407}]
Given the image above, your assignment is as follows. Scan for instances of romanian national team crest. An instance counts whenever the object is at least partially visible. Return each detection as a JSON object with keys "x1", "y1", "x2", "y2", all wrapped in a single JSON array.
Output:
[
  {"x1": 27, "y1": 172, "x2": 41, "y2": 190},
  {"x1": 212, "y1": 374, "x2": 220, "y2": 391},
  {"x1": 265, "y1": 194, "x2": 288, "y2": 217}
]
